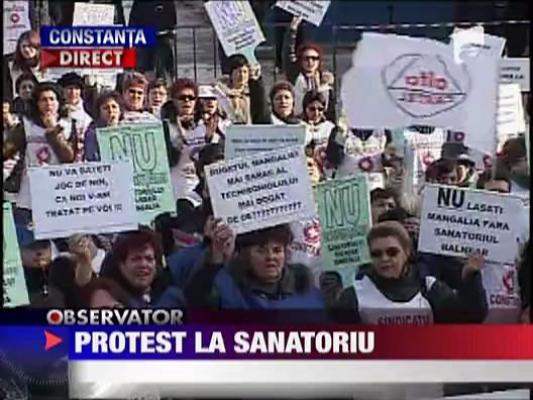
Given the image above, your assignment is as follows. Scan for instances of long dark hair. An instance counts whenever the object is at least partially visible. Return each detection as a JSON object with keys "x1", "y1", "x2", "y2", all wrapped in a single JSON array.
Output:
[
  {"x1": 28, "y1": 82, "x2": 68, "y2": 127},
  {"x1": 13, "y1": 30, "x2": 40, "y2": 71}
]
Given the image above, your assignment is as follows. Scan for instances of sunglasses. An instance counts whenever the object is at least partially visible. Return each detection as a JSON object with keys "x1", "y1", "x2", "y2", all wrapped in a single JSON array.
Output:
[
  {"x1": 178, "y1": 95, "x2": 196, "y2": 102},
  {"x1": 128, "y1": 89, "x2": 144, "y2": 95},
  {"x1": 370, "y1": 247, "x2": 401, "y2": 259},
  {"x1": 308, "y1": 106, "x2": 324, "y2": 112},
  {"x1": 303, "y1": 55, "x2": 320, "y2": 61}
]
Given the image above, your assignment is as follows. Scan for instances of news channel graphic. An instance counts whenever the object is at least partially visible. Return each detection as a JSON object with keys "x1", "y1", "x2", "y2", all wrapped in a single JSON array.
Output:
[
  {"x1": 39, "y1": 26, "x2": 157, "y2": 69},
  {"x1": 1, "y1": 315, "x2": 532, "y2": 398}
]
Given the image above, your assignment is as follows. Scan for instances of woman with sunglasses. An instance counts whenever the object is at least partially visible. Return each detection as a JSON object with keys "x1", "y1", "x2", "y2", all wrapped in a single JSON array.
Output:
[
  {"x1": 161, "y1": 78, "x2": 210, "y2": 203},
  {"x1": 302, "y1": 91, "x2": 336, "y2": 174},
  {"x1": 121, "y1": 72, "x2": 159, "y2": 124},
  {"x1": 7, "y1": 30, "x2": 49, "y2": 101},
  {"x1": 284, "y1": 16, "x2": 335, "y2": 121},
  {"x1": 325, "y1": 221, "x2": 488, "y2": 324}
]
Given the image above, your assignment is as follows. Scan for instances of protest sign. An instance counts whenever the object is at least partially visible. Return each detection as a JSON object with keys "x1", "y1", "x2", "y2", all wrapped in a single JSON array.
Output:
[
  {"x1": 3, "y1": 202, "x2": 30, "y2": 307},
  {"x1": 341, "y1": 33, "x2": 499, "y2": 155},
  {"x1": 97, "y1": 123, "x2": 176, "y2": 225},
  {"x1": 496, "y1": 84, "x2": 526, "y2": 151},
  {"x1": 275, "y1": 0, "x2": 330, "y2": 27},
  {"x1": 499, "y1": 58, "x2": 530, "y2": 92},
  {"x1": 3, "y1": 0, "x2": 31, "y2": 55},
  {"x1": 204, "y1": 0, "x2": 265, "y2": 64},
  {"x1": 482, "y1": 261, "x2": 521, "y2": 323},
  {"x1": 69, "y1": 2, "x2": 121, "y2": 84},
  {"x1": 29, "y1": 161, "x2": 137, "y2": 239},
  {"x1": 316, "y1": 175, "x2": 372, "y2": 270},
  {"x1": 73, "y1": 2, "x2": 115, "y2": 25},
  {"x1": 225, "y1": 125, "x2": 306, "y2": 159},
  {"x1": 449, "y1": 27, "x2": 506, "y2": 61},
  {"x1": 418, "y1": 184, "x2": 524, "y2": 264},
  {"x1": 205, "y1": 146, "x2": 315, "y2": 234}
]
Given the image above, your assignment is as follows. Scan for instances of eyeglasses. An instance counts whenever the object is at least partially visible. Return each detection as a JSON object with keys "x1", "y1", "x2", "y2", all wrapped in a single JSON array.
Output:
[
  {"x1": 303, "y1": 55, "x2": 320, "y2": 61},
  {"x1": 308, "y1": 106, "x2": 324, "y2": 112},
  {"x1": 128, "y1": 89, "x2": 144, "y2": 95},
  {"x1": 370, "y1": 247, "x2": 401, "y2": 259},
  {"x1": 178, "y1": 95, "x2": 197, "y2": 102}
]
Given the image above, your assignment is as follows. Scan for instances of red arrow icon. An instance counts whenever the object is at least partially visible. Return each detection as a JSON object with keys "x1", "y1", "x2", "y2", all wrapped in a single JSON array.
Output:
[
  {"x1": 40, "y1": 49, "x2": 59, "y2": 69},
  {"x1": 44, "y1": 330, "x2": 63, "y2": 351}
]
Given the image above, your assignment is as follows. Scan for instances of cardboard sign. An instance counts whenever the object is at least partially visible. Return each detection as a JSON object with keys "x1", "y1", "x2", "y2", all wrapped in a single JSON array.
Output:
[
  {"x1": 3, "y1": 0, "x2": 31, "y2": 55},
  {"x1": 73, "y1": 2, "x2": 115, "y2": 25},
  {"x1": 29, "y1": 161, "x2": 137, "y2": 239},
  {"x1": 97, "y1": 123, "x2": 176, "y2": 225},
  {"x1": 341, "y1": 33, "x2": 499, "y2": 155},
  {"x1": 496, "y1": 84, "x2": 526, "y2": 151},
  {"x1": 499, "y1": 58, "x2": 530, "y2": 92},
  {"x1": 449, "y1": 27, "x2": 506, "y2": 61},
  {"x1": 418, "y1": 184, "x2": 524, "y2": 264},
  {"x1": 3, "y1": 202, "x2": 30, "y2": 307},
  {"x1": 225, "y1": 125, "x2": 306, "y2": 159},
  {"x1": 316, "y1": 175, "x2": 372, "y2": 270},
  {"x1": 204, "y1": 0, "x2": 265, "y2": 64},
  {"x1": 205, "y1": 146, "x2": 315, "y2": 234},
  {"x1": 482, "y1": 261, "x2": 521, "y2": 323},
  {"x1": 275, "y1": 0, "x2": 330, "y2": 27}
]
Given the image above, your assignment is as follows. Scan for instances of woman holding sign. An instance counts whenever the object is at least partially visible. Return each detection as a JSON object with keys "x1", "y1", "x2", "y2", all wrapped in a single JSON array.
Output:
[
  {"x1": 283, "y1": 16, "x2": 335, "y2": 121},
  {"x1": 327, "y1": 221, "x2": 488, "y2": 324},
  {"x1": 186, "y1": 219, "x2": 326, "y2": 316},
  {"x1": 3, "y1": 82, "x2": 77, "y2": 211}
]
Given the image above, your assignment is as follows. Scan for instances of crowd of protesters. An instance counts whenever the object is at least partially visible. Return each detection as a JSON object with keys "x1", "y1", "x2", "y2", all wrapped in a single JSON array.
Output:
[{"x1": 2, "y1": 5, "x2": 530, "y2": 326}]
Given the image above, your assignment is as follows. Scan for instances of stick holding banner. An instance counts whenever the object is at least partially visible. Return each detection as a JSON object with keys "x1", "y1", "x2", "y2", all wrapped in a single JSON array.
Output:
[{"x1": 204, "y1": 0, "x2": 265, "y2": 65}]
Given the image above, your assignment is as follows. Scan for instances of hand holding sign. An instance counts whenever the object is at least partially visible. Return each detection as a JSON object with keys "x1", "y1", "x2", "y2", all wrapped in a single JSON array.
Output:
[
  {"x1": 462, "y1": 252, "x2": 486, "y2": 280},
  {"x1": 206, "y1": 217, "x2": 235, "y2": 264}
]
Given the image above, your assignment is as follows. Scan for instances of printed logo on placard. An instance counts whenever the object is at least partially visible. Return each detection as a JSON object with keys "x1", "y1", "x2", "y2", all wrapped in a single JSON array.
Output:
[
  {"x1": 382, "y1": 54, "x2": 471, "y2": 118},
  {"x1": 303, "y1": 219, "x2": 321, "y2": 245},
  {"x1": 502, "y1": 266, "x2": 515, "y2": 295}
]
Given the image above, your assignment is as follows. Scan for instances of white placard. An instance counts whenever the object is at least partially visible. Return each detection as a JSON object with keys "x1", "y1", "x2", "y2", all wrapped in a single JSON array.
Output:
[
  {"x1": 418, "y1": 184, "x2": 524, "y2": 264},
  {"x1": 449, "y1": 27, "x2": 506, "y2": 61},
  {"x1": 73, "y1": 2, "x2": 115, "y2": 25},
  {"x1": 29, "y1": 161, "x2": 137, "y2": 239},
  {"x1": 341, "y1": 33, "x2": 500, "y2": 155},
  {"x1": 205, "y1": 146, "x2": 315, "y2": 234},
  {"x1": 204, "y1": 0, "x2": 265, "y2": 63},
  {"x1": 499, "y1": 58, "x2": 530, "y2": 92},
  {"x1": 225, "y1": 125, "x2": 306, "y2": 159},
  {"x1": 496, "y1": 83, "x2": 526, "y2": 150},
  {"x1": 3, "y1": 0, "x2": 31, "y2": 55},
  {"x1": 275, "y1": 0, "x2": 330, "y2": 27}
]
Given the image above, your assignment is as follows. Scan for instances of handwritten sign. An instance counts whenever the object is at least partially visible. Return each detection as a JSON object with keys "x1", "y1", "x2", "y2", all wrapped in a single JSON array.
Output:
[
  {"x1": 73, "y1": 2, "x2": 115, "y2": 25},
  {"x1": 275, "y1": 0, "x2": 330, "y2": 27},
  {"x1": 206, "y1": 146, "x2": 315, "y2": 234},
  {"x1": 225, "y1": 125, "x2": 306, "y2": 159},
  {"x1": 316, "y1": 175, "x2": 371, "y2": 270},
  {"x1": 3, "y1": 0, "x2": 31, "y2": 55},
  {"x1": 499, "y1": 58, "x2": 530, "y2": 92},
  {"x1": 204, "y1": 0, "x2": 265, "y2": 64},
  {"x1": 29, "y1": 161, "x2": 137, "y2": 239},
  {"x1": 3, "y1": 202, "x2": 30, "y2": 307},
  {"x1": 97, "y1": 123, "x2": 176, "y2": 225},
  {"x1": 418, "y1": 184, "x2": 524, "y2": 264}
]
